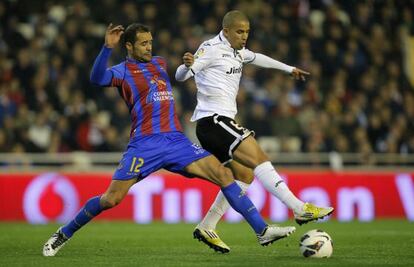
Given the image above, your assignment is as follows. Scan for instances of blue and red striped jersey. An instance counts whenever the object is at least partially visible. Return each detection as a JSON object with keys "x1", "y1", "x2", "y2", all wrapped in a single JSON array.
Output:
[{"x1": 109, "y1": 56, "x2": 182, "y2": 137}]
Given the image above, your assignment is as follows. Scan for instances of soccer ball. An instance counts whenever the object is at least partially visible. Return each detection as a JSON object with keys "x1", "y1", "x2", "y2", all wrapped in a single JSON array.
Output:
[{"x1": 299, "y1": 229, "x2": 333, "y2": 258}]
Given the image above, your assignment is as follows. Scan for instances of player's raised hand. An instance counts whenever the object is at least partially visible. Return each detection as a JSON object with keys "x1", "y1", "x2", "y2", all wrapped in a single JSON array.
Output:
[
  {"x1": 291, "y1": 67, "x2": 310, "y2": 81},
  {"x1": 105, "y1": 23, "x2": 124, "y2": 49},
  {"x1": 183, "y1": 52, "x2": 194, "y2": 68}
]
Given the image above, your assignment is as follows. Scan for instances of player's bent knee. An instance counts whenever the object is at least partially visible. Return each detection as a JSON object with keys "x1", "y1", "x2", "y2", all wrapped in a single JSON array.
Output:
[
  {"x1": 251, "y1": 153, "x2": 270, "y2": 167},
  {"x1": 260, "y1": 155, "x2": 270, "y2": 163},
  {"x1": 237, "y1": 174, "x2": 254, "y2": 184},
  {"x1": 100, "y1": 194, "x2": 124, "y2": 209},
  {"x1": 215, "y1": 166, "x2": 234, "y2": 187},
  {"x1": 234, "y1": 169, "x2": 254, "y2": 184}
]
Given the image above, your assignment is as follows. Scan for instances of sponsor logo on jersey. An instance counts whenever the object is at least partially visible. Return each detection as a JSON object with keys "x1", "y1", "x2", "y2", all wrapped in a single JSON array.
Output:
[
  {"x1": 222, "y1": 54, "x2": 231, "y2": 58},
  {"x1": 226, "y1": 65, "x2": 242, "y2": 74},
  {"x1": 146, "y1": 90, "x2": 174, "y2": 103}
]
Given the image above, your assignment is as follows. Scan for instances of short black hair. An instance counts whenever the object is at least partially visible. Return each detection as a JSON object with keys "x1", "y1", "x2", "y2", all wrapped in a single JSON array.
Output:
[
  {"x1": 222, "y1": 10, "x2": 249, "y2": 28},
  {"x1": 123, "y1": 23, "x2": 151, "y2": 45}
]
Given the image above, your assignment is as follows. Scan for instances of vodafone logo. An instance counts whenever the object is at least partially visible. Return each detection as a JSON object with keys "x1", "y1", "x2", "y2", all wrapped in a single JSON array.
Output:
[{"x1": 23, "y1": 173, "x2": 79, "y2": 224}]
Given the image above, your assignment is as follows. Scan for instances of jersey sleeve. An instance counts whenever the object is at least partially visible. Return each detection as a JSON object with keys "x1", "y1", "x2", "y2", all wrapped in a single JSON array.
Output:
[
  {"x1": 190, "y1": 44, "x2": 216, "y2": 74},
  {"x1": 161, "y1": 57, "x2": 168, "y2": 69},
  {"x1": 251, "y1": 53, "x2": 294, "y2": 73},
  {"x1": 109, "y1": 65, "x2": 125, "y2": 87},
  {"x1": 241, "y1": 48, "x2": 256, "y2": 64}
]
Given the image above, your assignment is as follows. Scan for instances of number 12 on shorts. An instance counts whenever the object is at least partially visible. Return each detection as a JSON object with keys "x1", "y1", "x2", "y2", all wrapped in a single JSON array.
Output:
[{"x1": 130, "y1": 157, "x2": 144, "y2": 173}]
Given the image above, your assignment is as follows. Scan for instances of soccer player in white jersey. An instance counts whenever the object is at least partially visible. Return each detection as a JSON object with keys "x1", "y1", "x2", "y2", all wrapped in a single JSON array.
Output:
[{"x1": 175, "y1": 10, "x2": 334, "y2": 253}]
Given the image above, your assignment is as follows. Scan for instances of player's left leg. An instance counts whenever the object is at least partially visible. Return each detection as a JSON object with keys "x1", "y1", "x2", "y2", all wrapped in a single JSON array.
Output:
[
  {"x1": 184, "y1": 155, "x2": 295, "y2": 250},
  {"x1": 233, "y1": 136, "x2": 334, "y2": 224},
  {"x1": 167, "y1": 132, "x2": 295, "y2": 252},
  {"x1": 192, "y1": 115, "x2": 298, "y2": 251},
  {"x1": 43, "y1": 178, "x2": 138, "y2": 256},
  {"x1": 194, "y1": 162, "x2": 253, "y2": 252},
  {"x1": 197, "y1": 161, "x2": 253, "y2": 230}
]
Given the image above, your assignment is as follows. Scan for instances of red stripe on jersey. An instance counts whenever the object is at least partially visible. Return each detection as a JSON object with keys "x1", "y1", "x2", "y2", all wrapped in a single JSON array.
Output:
[
  {"x1": 149, "y1": 58, "x2": 171, "y2": 132},
  {"x1": 130, "y1": 107, "x2": 138, "y2": 138},
  {"x1": 173, "y1": 105, "x2": 183, "y2": 132},
  {"x1": 152, "y1": 57, "x2": 182, "y2": 132},
  {"x1": 113, "y1": 77, "x2": 134, "y2": 108},
  {"x1": 155, "y1": 57, "x2": 167, "y2": 69},
  {"x1": 122, "y1": 82, "x2": 134, "y2": 108},
  {"x1": 111, "y1": 77, "x2": 122, "y2": 87},
  {"x1": 127, "y1": 63, "x2": 153, "y2": 135}
]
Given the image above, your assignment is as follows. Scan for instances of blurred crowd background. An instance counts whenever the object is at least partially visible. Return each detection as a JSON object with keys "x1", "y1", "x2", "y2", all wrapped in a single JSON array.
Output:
[{"x1": 1, "y1": 0, "x2": 414, "y2": 156}]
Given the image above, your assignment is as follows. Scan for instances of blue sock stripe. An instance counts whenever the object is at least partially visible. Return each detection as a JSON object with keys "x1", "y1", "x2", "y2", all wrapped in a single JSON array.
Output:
[
  {"x1": 61, "y1": 196, "x2": 103, "y2": 238},
  {"x1": 221, "y1": 182, "x2": 267, "y2": 234},
  {"x1": 73, "y1": 219, "x2": 81, "y2": 227}
]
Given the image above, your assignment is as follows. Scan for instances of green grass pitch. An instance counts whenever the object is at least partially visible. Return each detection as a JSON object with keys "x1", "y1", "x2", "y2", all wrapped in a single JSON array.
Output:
[{"x1": 1, "y1": 220, "x2": 413, "y2": 267}]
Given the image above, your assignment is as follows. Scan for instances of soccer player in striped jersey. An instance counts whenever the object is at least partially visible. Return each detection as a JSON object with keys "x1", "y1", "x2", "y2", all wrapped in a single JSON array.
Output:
[
  {"x1": 176, "y1": 10, "x2": 334, "y2": 253},
  {"x1": 42, "y1": 23, "x2": 296, "y2": 257}
]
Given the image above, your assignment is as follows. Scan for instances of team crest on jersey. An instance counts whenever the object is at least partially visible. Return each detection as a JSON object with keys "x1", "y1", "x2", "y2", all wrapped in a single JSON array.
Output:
[
  {"x1": 150, "y1": 75, "x2": 167, "y2": 90},
  {"x1": 146, "y1": 75, "x2": 174, "y2": 103},
  {"x1": 194, "y1": 48, "x2": 205, "y2": 59}
]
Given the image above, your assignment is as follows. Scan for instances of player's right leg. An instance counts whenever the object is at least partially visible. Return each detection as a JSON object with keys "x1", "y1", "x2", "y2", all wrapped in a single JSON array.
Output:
[
  {"x1": 43, "y1": 178, "x2": 138, "y2": 256},
  {"x1": 233, "y1": 135, "x2": 334, "y2": 224},
  {"x1": 195, "y1": 161, "x2": 253, "y2": 253}
]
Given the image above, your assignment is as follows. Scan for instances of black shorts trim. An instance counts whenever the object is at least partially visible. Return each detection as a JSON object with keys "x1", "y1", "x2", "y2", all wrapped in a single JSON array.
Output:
[{"x1": 196, "y1": 114, "x2": 254, "y2": 163}]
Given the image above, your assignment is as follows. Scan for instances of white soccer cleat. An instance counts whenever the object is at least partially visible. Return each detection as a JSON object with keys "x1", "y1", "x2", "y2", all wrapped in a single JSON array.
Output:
[
  {"x1": 43, "y1": 227, "x2": 70, "y2": 256},
  {"x1": 257, "y1": 225, "x2": 296, "y2": 246}
]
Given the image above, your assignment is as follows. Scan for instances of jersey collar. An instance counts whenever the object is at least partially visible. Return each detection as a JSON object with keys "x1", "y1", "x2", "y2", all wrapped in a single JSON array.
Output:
[
  {"x1": 218, "y1": 31, "x2": 232, "y2": 48},
  {"x1": 126, "y1": 57, "x2": 152, "y2": 65},
  {"x1": 218, "y1": 30, "x2": 241, "y2": 58}
]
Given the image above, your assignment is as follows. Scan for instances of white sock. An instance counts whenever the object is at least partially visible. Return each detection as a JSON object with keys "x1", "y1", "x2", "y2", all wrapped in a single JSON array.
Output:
[
  {"x1": 198, "y1": 180, "x2": 250, "y2": 230},
  {"x1": 254, "y1": 161, "x2": 304, "y2": 213}
]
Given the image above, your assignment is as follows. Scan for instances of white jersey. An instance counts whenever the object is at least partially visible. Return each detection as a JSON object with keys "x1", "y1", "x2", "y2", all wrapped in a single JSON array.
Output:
[
  {"x1": 189, "y1": 31, "x2": 256, "y2": 121},
  {"x1": 175, "y1": 31, "x2": 294, "y2": 121}
]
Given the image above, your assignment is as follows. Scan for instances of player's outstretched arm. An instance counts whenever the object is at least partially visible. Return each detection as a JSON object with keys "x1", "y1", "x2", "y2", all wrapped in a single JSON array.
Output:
[
  {"x1": 90, "y1": 23, "x2": 124, "y2": 86},
  {"x1": 250, "y1": 53, "x2": 310, "y2": 81},
  {"x1": 175, "y1": 52, "x2": 194, "y2": 82}
]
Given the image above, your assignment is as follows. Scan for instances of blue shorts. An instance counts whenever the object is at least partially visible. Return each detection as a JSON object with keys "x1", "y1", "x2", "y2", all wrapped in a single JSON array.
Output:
[{"x1": 113, "y1": 131, "x2": 211, "y2": 180}]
